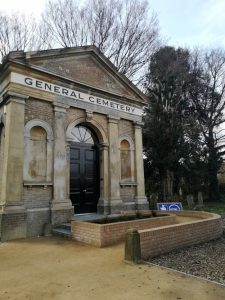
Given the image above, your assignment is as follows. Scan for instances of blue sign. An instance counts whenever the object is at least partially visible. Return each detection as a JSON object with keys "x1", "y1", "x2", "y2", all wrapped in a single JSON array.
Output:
[{"x1": 157, "y1": 202, "x2": 183, "y2": 211}]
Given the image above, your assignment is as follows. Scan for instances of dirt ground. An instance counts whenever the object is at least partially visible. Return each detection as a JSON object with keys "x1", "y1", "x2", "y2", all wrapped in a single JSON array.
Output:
[{"x1": 0, "y1": 237, "x2": 225, "y2": 300}]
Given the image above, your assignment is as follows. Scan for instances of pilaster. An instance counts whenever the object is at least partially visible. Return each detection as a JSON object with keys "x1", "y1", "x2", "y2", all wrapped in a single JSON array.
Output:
[
  {"x1": 134, "y1": 122, "x2": 149, "y2": 210},
  {"x1": 51, "y1": 102, "x2": 73, "y2": 225},
  {"x1": 0, "y1": 92, "x2": 27, "y2": 240},
  {"x1": 0, "y1": 92, "x2": 27, "y2": 209},
  {"x1": 97, "y1": 142, "x2": 110, "y2": 214},
  {"x1": 108, "y1": 116, "x2": 123, "y2": 213}
]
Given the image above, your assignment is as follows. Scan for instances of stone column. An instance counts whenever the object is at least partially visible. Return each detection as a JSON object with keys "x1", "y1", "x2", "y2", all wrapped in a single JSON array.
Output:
[
  {"x1": 134, "y1": 122, "x2": 149, "y2": 210},
  {"x1": 65, "y1": 140, "x2": 73, "y2": 201},
  {"x1": 108, "y1": 116, "x2": 123, "y2": 214},
  {"x1": 0, "y1": 92, "x2": 27, "y2": 240},
  {"x1": 97, "y1": 142, "x2": 110, "y2": 214},
  {"x1": 51, "y1": 102, "x2": 73, "y2": 225}
]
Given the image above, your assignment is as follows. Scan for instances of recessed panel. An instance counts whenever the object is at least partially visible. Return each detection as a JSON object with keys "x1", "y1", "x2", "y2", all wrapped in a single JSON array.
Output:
[
  {"x1": 85, "y1": 149, "x2": 94, "y2": 161},
  {"x1": 71, "y1": 148, "x2": 80, "y2": 160}
]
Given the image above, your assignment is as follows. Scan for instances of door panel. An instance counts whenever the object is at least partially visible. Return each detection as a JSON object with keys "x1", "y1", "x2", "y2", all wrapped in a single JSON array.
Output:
[{"x1": 70, "y1": 143, "x2": 99, "y2": 213}]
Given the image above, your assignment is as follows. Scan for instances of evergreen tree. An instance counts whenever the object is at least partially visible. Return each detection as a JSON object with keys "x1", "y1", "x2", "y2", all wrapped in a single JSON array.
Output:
[{"x1": 143, "y1": 46, "x2": 203, "y2": 201}]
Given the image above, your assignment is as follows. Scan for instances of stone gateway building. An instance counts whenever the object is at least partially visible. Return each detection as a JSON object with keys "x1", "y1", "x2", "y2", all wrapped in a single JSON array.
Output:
[{"x1": 0, "y1": 46, "x2": 148, "y2": 241}]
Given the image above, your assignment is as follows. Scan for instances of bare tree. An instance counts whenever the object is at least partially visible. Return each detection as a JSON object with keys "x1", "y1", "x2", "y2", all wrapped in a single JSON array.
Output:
[
  {"x1": 189, "y1": 48, "x2": 225, "y2": 200},
  {"x1": 0, "y1": 12, "x2": 41, "y2": 60},
  {"x1": 40, "y1": 0, "x2": 161, "y2": 83},
  {"x1": 40, "y1": 0, "x2": 85, "y2": 48}
]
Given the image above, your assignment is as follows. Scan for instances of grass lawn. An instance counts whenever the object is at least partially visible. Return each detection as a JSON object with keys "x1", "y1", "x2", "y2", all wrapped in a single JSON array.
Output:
[{"x1": 183, "y1": 201, "x2": 225, "y2": 215}]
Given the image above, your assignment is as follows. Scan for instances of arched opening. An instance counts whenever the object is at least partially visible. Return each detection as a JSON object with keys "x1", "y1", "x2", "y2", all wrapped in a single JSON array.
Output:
[{"x1": 70, "y1": 124, "x2": 100, "y2": 213}]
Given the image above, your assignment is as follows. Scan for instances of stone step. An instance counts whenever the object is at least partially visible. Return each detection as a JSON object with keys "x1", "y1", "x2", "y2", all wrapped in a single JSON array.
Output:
[
  {"x1": 52, "y1": 223, "x2": 72, "y2": 239},
  {"x1": 60, "y1": 223, "x2": 71, "y2": 230}
]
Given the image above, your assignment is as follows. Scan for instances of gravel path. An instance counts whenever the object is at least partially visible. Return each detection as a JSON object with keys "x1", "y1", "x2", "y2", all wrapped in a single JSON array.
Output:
[{"x1": 147, "y1": 214, "x2": 225, "y2": 285}]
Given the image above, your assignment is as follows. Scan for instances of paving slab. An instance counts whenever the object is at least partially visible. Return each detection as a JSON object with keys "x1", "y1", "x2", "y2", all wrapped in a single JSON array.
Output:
[{"x1": 0, "y1": 237, "x2": 224, "y2": 300}]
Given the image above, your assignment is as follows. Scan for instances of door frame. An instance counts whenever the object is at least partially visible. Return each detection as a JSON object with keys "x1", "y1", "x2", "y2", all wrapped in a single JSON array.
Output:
[
  {"x1": 66, "y1": 119, "x2": 109, "y2": 214},
  {"x1": 69, "y1": 125, "x2": 100, "y2": 213}
]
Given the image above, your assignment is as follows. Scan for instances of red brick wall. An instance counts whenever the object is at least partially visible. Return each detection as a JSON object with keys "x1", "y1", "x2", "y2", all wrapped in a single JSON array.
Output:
[
  {"x1": 71, "y1": 215, "x2": 177, "y2": 247},
  {"x1": 139, "y1": 212, "x2": 223, "y2": 259},
  {"x1": 71, "y1": 221, "x2": 101, "y2": 247}
]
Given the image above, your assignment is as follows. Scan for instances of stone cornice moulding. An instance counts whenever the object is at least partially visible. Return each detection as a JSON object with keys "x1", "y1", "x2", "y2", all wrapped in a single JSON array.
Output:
[
  {"x1": 53, "y1": 101, "x2": 70, "y2": 113},
  {"x1": 3, "y1": 91, "x2": 29, "y2": 105},
  {"x1": 133, "y1": 121, "x2": 144, "y2": 129},
  {"x1": 107, "y1": 115, "x2": 120, "y2": 124}
]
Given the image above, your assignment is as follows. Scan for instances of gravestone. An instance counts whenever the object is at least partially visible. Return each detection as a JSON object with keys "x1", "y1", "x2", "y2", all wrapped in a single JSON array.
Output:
[{"x1": 187, "y1": 194, "x2": 194, "y2": 209}]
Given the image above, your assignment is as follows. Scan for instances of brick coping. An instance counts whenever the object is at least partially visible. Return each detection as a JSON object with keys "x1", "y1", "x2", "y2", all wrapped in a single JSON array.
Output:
[{"x1": 137, "y1": 211, "x2": 223, "y2": 259}]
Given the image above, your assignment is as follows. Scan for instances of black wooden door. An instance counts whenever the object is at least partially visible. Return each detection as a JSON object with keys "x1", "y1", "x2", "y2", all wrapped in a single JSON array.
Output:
[{"x1": 70, "y1": 143, "x2": 99, "y2": 213}]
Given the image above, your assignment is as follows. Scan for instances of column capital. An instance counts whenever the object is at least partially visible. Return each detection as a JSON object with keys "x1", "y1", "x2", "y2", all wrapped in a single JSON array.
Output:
[
  {"x1": 108, "y1": 115, "x2": 120, "y2": 124},
  {"x1": 66, "y1": 138, "x2": 74, "y2": 145},
  {"x1": 53, "y1": 101, "x2": 70, "y2": 113},
  {"x1": 133, "y1": 121, "x2": 144, "y2": 129},
  {"x1": 99, "y1": 142, "x2": 109, "y2": 149},
  {"x1": 3, "y1": 91, "x2": 28, "y2": 105}
]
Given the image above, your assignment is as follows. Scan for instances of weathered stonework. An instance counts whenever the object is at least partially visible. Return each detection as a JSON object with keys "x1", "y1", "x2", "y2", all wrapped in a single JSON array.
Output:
[
  {"x1": 23, "y1": 186, "x2": 52, "y2": 209},
  {"x1": 118, "y1": 119, "x2": 134, "y2": 140},
  {"x1": 67, "y1": 107, "x2": 86, "y2": 126},
  {"x1": 0, "y1": 46, "x2": 148, "y2": 241},
  {"x1": 25, "y1": 98, "x2": 53, "y2": 127}
]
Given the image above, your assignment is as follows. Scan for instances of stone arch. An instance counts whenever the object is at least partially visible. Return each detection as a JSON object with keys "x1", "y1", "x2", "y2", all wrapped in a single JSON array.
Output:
[
  {"x1": 66, "y1": 117, "x2": 108, "y2": 144},
  {"x1": 24, "y1": 119, "x2": 53, "y2": 141},
  {"x1": 23, "y1": 119, "x2": 53, "y2": 182},
  {"x1": 119, "y1": 135, "x2": 134, "y2": 151}
]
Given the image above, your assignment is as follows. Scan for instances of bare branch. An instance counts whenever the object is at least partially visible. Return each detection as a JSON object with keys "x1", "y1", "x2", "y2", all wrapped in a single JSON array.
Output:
[{"x1": 39, "y1": 0, "x2": 161, "y2": 83}]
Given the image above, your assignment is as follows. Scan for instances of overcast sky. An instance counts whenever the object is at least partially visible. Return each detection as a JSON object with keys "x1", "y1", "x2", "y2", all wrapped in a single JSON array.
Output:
[{"x1": 0, "y1": 0, "x2": 225, "y2": 49}]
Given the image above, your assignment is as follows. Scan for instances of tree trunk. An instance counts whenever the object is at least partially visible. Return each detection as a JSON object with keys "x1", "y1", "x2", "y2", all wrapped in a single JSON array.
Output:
[
  {"x1": 207, "y1": 131, "x2": 219, "y2": 201},
  {"x1": 161, "y1": 170, "x2": 174, "y2": 201}
]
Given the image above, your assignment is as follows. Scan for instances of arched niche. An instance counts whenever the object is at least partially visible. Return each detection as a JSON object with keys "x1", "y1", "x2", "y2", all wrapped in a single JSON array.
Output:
[
  {"x1": 119, "y1": 135, "x2": 135, "y2": 182},
  {"x1": 23, "y1": 119, "x2": 53, "y2": 183}
]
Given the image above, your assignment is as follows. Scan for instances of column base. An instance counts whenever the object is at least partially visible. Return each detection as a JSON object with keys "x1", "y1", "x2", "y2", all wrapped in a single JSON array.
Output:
[
  {"x1": 123, "y1": 202, "x2": 136, "y2": 211},
  {"x1": 135, "y1": 196, "x2": 149, "y2": 210},
  {"x1": 0, "y1": 205, "x2": 27, "y2": 241},
  {"x1": 51, "y1": 200, "x2": 74, "y2": 226},
  {"x1": 97, "y1": 198, "x2": 110, "y2": 215},
  {"x1": 27, "y1": 208, "x2": 51, "y2": 237},
  {"x1": 109, "y1": 198, "x2": 123, "y2": 214}
]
